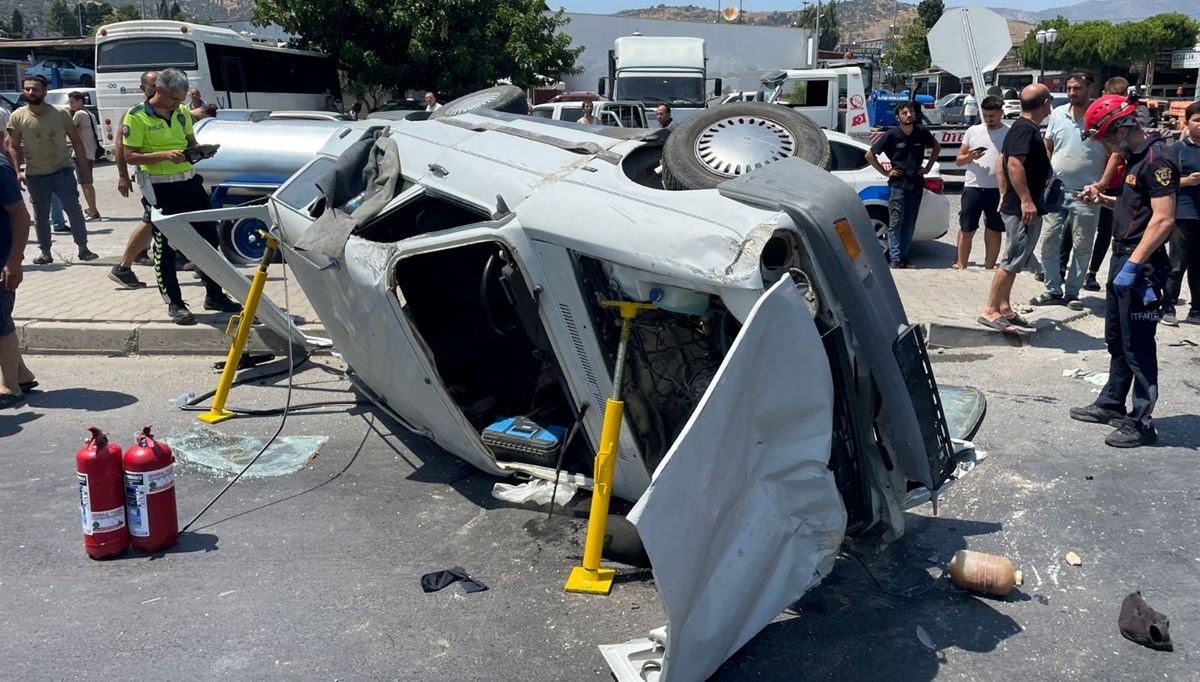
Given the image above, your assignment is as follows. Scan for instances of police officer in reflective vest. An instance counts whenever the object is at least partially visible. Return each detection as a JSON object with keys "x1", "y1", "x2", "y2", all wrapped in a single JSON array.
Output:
[
  {"x1": 1072, "y1": 95, "x2": 1180, "y2": 448},
  {"x1": 121, "y1": 67, "x2": 241, "y2": 326}
]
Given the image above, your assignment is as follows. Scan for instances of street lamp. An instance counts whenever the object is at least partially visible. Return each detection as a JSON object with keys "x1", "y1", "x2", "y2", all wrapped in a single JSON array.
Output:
[{"x1": 1035, "y1": 28, "x2": 1058, "y2": 84}]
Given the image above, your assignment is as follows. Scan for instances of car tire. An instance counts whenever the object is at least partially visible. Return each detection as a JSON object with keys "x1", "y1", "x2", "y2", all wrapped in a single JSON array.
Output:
[
  {"x1": 867, "y1": 206, "x2": 890, "y2": 254},
  {"x1": 660, "y1": 102, "x2": 832, "y2": 191},
  {"x1": 218, "y1": 216, "x2": 279, "y2": 266},
  {"x1": 80, "y1": 75, "x2": 94, "y2": 87},
  {"x1": 431, "y1": 85, "x2": 529, "y2": 119}
]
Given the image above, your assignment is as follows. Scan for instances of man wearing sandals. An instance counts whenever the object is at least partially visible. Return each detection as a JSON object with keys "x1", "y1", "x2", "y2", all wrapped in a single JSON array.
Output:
[
  {"x1": 6, "y1": 75, "x2": 97, "y2": 265},
  {"x1": 978, "y1": 84, "x2": 1053, "y2": 333},
  {"x1": 0, "y1": 146, "x2": 36, "y2": 409}
]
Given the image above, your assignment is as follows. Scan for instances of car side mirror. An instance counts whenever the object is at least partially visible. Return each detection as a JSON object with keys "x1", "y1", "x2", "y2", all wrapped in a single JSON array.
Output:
[
  {"x1": 713, "y1": 78, "x2": 723, "y2": 97},
  {"x1": 598, "y1": 78, "x2": 607, "y2": 97}
]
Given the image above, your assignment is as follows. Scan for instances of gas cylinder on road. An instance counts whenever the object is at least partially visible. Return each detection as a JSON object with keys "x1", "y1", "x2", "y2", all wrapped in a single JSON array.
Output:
[
  {"x1": 123, "y1": 425, "x2": 178, "y2": 553},
  {"x1": 77, "y1": 427, "x2": 129, "y2": 559}
]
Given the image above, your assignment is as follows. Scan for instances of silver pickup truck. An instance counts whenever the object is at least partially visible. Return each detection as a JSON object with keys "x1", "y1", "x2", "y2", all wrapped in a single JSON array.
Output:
[{"x1": 155, "y1": 87, "x2": 986, "y2": 682}]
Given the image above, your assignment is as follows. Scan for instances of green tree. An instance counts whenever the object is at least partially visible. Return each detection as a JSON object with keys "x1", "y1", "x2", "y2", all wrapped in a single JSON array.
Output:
[
  {"x1": 916, "y1": 0, "x2": 943, "y2": 30},
  {"x1": 11, "y1": 8, "x2": 24, "y2": 34},
  {"x1": 791, "y1": 1, "x2": 839, "y2": 51},
  {"x1": 47, "y1": 0, "x2": 77, "y2": 35},
  {"x1": 79, "y1": 2, "x2": 115, "y2": 35},
  {"x1": 1017, "y1": 14, "x2": 1198, "y2": 79},
  {"x1": 109, "y1": 4, "x2": 142, "y2": 22},
  {"x1": 156, "y1": 0, "x2": 185, "y2": 21},
  {"x1": 254, "y1": 0, "x2": 582, "y2": 97},
  {"x1": 885, "y1": 20, "x2": 930, "y2": 75}
]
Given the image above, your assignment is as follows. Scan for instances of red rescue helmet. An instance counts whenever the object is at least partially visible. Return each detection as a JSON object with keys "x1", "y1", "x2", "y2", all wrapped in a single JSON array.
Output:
[{"x1": 1083, "y1": 95, "x2": 1139, "y2": 139}]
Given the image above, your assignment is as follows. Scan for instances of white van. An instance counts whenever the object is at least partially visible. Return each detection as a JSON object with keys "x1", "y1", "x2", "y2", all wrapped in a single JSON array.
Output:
[{"x1": 532, "y1": 100, "x2": 649, "y2": 128}]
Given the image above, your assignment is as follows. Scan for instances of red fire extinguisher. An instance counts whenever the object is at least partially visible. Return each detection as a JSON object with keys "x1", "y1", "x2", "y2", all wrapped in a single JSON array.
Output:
[
  {"x1": 123, "y1": 425, "x2": 178, "y2": 553},
  {"x1": 77, "y1": 427, "x2": 129, "y2": 559}
]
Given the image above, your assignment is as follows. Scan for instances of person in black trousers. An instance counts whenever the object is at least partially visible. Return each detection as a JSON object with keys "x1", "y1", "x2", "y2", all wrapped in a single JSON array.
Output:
[{"x1": 1162, "y1": 101, "x2": 1200, "y2": 325}]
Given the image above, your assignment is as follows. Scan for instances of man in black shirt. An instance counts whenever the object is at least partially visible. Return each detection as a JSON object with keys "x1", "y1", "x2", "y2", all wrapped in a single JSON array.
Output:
[
  {"x1": 866, "y1": 101, "x2": 940, "y2": 267},
  {"x1": 1071, "y1": 95, "x2": 1180, "y2": 448},
  {"x1": 978, "y1": 84, "x2": 1053, "y2": 332}
]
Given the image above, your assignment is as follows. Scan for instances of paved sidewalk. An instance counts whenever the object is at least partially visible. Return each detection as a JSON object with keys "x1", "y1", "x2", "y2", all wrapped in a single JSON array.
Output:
[
  {"x1": 9, "y1": 167, "x2": 1152, "y2": 354},
  {"x1": 12, "y1": 162, "x2": 319, "y2": 354}
]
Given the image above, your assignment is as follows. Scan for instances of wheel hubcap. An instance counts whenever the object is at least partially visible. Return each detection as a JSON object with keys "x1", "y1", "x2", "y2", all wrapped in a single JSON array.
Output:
[
  {"x1": 694, "y1": 115, "x2": 797, "y2": 178},
  {"x1": 871, "y1": 217, "x2": 889, "y2": 251}
]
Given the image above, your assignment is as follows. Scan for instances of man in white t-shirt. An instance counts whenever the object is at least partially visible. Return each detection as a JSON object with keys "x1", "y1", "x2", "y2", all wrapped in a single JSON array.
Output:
[
  {"x1": 953, "y1": 95, "x2": 1008, "y2": 269},
  {"x1": 424, "y1": 91, "x2": 442, "y2": 112},
  {"x1": 962, "y1": 86, "x2": 979, "y2": 127}
]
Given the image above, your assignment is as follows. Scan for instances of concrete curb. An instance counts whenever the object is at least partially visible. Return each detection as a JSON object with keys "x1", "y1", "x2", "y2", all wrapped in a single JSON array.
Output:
[
  {"x1": 924, "y1": 307, "x2": 1090, "y2": 349},
  {"x1": 16, "y1": 320, "x2": 326, "y2": 355}
]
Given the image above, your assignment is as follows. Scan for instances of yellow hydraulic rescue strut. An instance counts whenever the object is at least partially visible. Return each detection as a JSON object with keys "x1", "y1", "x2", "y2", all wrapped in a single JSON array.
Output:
[
  {"x1": 565, "y1": 299, "x2": 655, "y2": 595},
  {"x1": 197, "y1": 233, "x2": 281, "y2": 425}
]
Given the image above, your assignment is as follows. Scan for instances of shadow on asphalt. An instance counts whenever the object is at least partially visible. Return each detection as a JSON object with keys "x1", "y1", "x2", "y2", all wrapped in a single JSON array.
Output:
[
  {"x1": 1152, "y1": 413, "x2": 1200, "y2": 450},
  {"x1": 24, "y1": 387, "x2": 138, "y2": 411},
  {"x1": 1029, "y1": 320, "x2": 1107, "y2": 354},
  {"x1": 0, "y1": 410, "x2": 41, "y2": 437},
  {"x1": 903, "y1": 240, "x2": 958, "y2": 269},
  {"x1": 712, "y1": 515, "x2": 1020, "y2": 681},
  {"x1": 106, "y1": 531, "x2": 220, "y2": 561}
]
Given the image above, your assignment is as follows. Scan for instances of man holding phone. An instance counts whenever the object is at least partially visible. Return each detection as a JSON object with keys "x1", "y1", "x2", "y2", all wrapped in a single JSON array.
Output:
[
  {"x1": 954, "y1": 95, "x2": 1008, "y2": 269},
  {"x1": 122, "y1": 67, "x2": 240, "y2": 325}
]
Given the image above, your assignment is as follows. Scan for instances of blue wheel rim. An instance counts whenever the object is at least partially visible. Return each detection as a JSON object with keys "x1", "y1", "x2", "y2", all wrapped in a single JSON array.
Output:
[{"x1": 231, "y1": 218, "x2": 268, "y2": 262}]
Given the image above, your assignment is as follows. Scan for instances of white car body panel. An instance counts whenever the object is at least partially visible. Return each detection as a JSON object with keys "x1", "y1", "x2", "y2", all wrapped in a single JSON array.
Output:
[{"x1": 603, "y1": 277, "x2": 847, "y2": 682}]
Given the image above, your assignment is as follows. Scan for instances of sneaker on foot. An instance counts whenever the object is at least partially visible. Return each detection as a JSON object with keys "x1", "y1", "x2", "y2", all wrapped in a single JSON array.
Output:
[
  {"x1": 1186, "y1": 309, "x2": 1200, "y2": 324},
  {"x1": 133, "y1": 253, "x2": 153, "y2": 267},
  {"x1": 52, "y1": 225, "x2": 70, "y2": 234},
  {"x1": 1083, "y1": 274, "x2": 1101, "y2": 291},
  {"x1": 32, "y1": 252, "x2": 53, "y2": 265},
  {"x1": 1162, "y1": 308, "x2": 1179, "y2": 327},
  {"x1": 1066, "y1": 297, "x2": 1084, "y2": 311},
  {"x1": 85, "y1": 210, "x2": 102, "y2": 221},
  {"x1": 108, "y1": 265, "x2": 146, "y2": 289},
  {"x1": 77, "y1": 249, "x2": 99, "y2": 261},
  {"x1": 1105, "y1": 423, "x2": 1158, "y2": 448},
  {"x1": 1030, "y1": 292, "x2": 1064, "y2": 306},
  {"x1": 203, "y1": 294, "x2": 242, "y2": 313},
  {"x1": 1070, "y1": 404, "x2": 1125, "y2": 427},
  {"x1": 1034, "y1": 271, "x2": 1045, "y2": 282},
  {"x1": 168, "y1": 303, "x2": 196, "y2": 326}
]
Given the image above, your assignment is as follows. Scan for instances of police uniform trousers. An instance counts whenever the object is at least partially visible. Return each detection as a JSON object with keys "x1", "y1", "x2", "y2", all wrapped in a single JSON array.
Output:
[
  {"x1": 1096, "y1": 246, "x2": 1170, "y2": 429},
  {"x1": 150, "y1": 174, "x2": 224, "y2": 306}
]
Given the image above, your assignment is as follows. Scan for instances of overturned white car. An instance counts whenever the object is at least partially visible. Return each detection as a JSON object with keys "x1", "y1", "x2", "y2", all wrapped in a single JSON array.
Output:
[{"x1": 157, "y1": 88, "x2": 985, "y2": 682}]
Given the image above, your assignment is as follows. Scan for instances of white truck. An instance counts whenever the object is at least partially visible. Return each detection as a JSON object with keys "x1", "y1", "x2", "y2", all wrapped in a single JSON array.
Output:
[
  {"x1": 598, "y1": 36, "x2": 722, "y2": 123},
  {"x1": 758, "y1": 66, "x2": 871, "y2": 141}
]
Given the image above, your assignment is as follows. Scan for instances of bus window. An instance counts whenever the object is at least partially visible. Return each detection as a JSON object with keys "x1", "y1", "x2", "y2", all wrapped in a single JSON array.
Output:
[
  {"x1": 221, "y1": 57, "x2": 248, "y2": 108},
  {"x1": 97, "y1": 38, "x2": 197, "y2": 70}
]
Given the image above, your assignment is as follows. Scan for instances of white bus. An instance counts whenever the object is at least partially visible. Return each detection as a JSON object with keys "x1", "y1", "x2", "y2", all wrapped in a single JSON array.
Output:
[{"x1": 94, "y1": 20, "x2": 341, "y2": 153}]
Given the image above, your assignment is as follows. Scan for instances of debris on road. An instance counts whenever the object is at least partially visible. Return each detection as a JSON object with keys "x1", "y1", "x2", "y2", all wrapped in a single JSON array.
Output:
[
  {"x1": 420, "y1": 567, "x2": 489, "y2": 594},
  {"x1": 1119, "y1": 591, "x2": 1173, "y2": 652},
  {"x1": 165, "y1": 427, "x2": 327, "y2": 478},
  {"x1": 1063, "y1": 369, "x2": 1109, "y2": 387},
  {"x1": 948, "y1": 549, "x2": 1023, "y2": 596},
  {"x1": 492, "y1": 479, "x2": 577, "y2": 507},
  {"x1": 915, "y1": 625, "x2": 937, "y2": 651},
  {"x1": 1065, "y1": 551, "x2": 1083, "y2": 567}
]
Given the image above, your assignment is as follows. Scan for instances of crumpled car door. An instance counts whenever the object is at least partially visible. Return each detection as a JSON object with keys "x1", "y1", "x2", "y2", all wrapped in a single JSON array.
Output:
[{"x1": 601, "y1": 277, "x2": 848, "y2": 682}]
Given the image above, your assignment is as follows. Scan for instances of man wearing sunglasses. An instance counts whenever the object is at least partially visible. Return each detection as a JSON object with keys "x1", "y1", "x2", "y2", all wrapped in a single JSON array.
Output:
[{"x1": 1073, "y1": 95, "x2": 1180, "y2": 448}]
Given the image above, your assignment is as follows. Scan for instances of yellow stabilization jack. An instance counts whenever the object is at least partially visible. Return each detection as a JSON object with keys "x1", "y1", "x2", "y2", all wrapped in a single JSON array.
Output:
[
  {"x1": 197, "y1": 233, "x2": 281, "y2": 425},
  {"x1": 565, "y1": 299, "x2": 655, "y2": 595}
]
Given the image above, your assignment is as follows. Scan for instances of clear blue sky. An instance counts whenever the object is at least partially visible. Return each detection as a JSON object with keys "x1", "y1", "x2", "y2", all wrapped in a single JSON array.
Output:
[{"x1": 548, "y1": 1, "x2": 1072, "y2": 13}]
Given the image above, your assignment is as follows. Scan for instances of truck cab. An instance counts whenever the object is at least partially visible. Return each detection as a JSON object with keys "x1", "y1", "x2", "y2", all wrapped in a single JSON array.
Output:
[
  {"x1": 759, "y1": 66, "x2": 871, "y2": 141},
  {"x1": 599, "y1": 36, "x2": 721, "y2": 124}
]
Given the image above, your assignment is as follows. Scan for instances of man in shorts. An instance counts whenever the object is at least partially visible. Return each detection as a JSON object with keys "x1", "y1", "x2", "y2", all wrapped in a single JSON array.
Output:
[
  {"x1": 953, "y1": 95, "x2": 1007, "y2": 269},
  {"x1": 978, "y1": 84, "x2": 1054, "y2": 332}
]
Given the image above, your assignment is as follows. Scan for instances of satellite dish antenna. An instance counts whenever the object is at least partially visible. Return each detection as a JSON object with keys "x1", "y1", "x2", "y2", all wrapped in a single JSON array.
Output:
[
  {"x1": 928, "y1": 7, "x2": 1011, "y2": 96},
  {"x1": 722, "y1": 6, "x2": 740, "y2": 22}
]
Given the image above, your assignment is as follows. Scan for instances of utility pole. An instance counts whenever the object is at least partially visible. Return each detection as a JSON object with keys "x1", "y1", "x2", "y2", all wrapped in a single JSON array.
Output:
[
  {"x1": 77, "y1": 3, "x2": 83, "y2": 36},
  {"x1": 814, "y1": 0, "x2": 821, "y2": 66}
]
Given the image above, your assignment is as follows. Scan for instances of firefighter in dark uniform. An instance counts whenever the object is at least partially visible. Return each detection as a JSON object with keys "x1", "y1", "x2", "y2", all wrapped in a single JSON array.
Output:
[
  {"x1": 121, "y1": 67, "x2": 240, "y2": 326},
  {"x1": 1071, "y1": 95, "x2": 1180, "y2": 448}
]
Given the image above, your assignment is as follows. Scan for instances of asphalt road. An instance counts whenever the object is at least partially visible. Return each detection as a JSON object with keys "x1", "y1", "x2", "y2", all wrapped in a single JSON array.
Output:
[{"x1": 3, "y1": 319, "x2": 1200, "y2": 680}]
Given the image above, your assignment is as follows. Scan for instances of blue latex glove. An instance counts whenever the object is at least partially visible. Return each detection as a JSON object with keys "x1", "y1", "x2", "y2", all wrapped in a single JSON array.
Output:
[{"x1": 1113, "y1": 259, "x2": 1141, "y2": 293}]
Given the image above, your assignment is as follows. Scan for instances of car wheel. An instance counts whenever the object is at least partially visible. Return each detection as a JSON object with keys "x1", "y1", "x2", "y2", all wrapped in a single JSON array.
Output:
[
  {"x1": 660, "y1": 102, "x2": 832, "y2": 191},
  {"x1": 431, "y1": 85, "x2": 529, "y2": 119},
  {"x1": 867, "y1": 206, "x2": 890, "y2": 253},
  {"x1": 80, "y1": 75, "x2": 94, "y2": 87},
  {"x1": 219, "y1": 216, "x2": 279, "y2": 266}
]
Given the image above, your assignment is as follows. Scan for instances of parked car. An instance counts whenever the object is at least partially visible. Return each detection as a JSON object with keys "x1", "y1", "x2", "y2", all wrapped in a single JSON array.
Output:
[
  {"x1": 933, "y1": 92, "x2": 971, "y2": 124},
  {"x1": 156, "y1": 89, "x2": 983, "y2": 681},
  {"x1": 268, "y1": 110, "x2": 352, "y2": 121},
  {"x1": 1003, "y1": 92, "x2": 1068, "y2": 119},
  {"x1": 546, "y1": 91, "x2": 607, "y2": 103},
  {"x1": 531, "y1": 100, "x2": 648, "y2": 128},
  {"x1": 23, "y1": 58, "x2": 94, "y2": 87},
  {"x1": 375, "y1": 98, "x2": 426, "y2": 112},
  {"x1": 824, "y1": 129, "x2": 949, "y2": 250}
]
